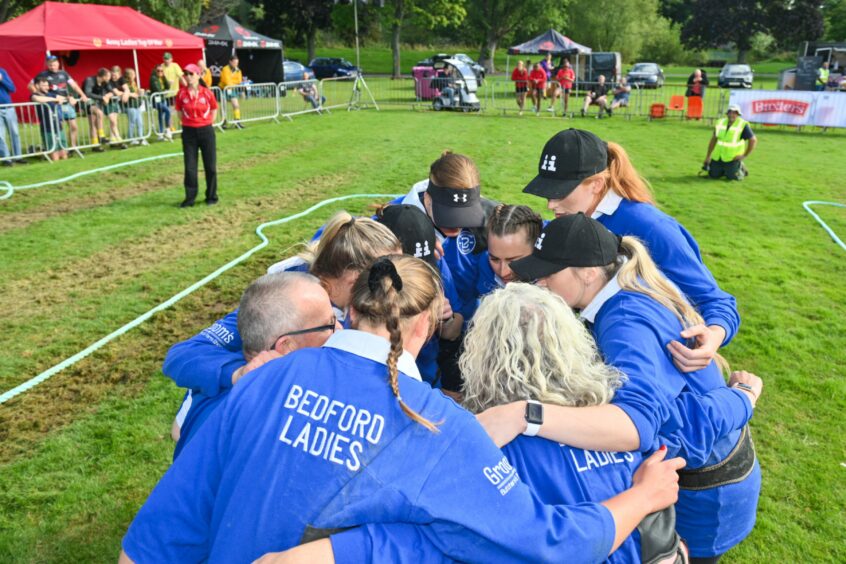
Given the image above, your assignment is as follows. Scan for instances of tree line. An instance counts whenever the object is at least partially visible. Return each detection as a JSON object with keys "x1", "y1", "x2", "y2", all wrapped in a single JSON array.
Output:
[{"x1": 2, "y1": 0, "x2": 844, "y2": 72}]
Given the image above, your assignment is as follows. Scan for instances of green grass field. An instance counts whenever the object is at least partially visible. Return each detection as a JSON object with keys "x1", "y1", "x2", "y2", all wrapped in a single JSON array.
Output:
[{"x1": 0, "y1": 108, "x2": 844, "y2": 562}]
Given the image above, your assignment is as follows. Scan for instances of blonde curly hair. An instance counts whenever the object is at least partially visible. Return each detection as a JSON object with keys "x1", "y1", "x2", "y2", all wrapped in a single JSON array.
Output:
[{"x1": 461, "y1": 283, "x2": 624, "y2": 413}]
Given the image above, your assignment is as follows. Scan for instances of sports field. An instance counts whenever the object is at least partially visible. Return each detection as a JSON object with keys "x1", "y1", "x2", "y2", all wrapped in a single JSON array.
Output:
[{"x1": 0, "y1": 109, "x2": 844, "y2": 562}]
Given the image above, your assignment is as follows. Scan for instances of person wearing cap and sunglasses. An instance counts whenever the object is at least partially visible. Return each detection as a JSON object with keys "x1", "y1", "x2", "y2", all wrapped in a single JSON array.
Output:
[
  {"x1": 121, "y1": 255, "x2": 686, "y2": 564},
  {"x1": 175, "y1": 63, "x2": 219, "y2": 207},
  {"x1": 376, "y1": 204, "x2": 465, "y2": 387},
  {"x1": 164, "y1": 212, "x2": 400, "y2": 442},
  {"x1": 171, "y1": 271, "x2": 338, "y2": 459},
  {"x1": 703, "y1": 105, "x2": 756, "y2": 181},
  {"x1": 524, "y1": 128, "x2": 741, "y2": 375},
  {"x1": 483, "y1": 214, "x2": 763, "y2": 564}
]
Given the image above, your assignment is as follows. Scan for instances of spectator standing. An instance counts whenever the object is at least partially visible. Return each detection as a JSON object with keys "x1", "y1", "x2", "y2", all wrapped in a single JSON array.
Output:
[
  {"x1": 816, "y1": 61, "x2": 830, "y2": 91},
  {"x1": 510, "y1": 60, "x2": 529, "y2": 115},
  {"x1": 581, "y1": 74, "x2": 609, "y2": 117},
  {"x1": 162, "y1": 52, "x2": 184, "y2": 95},
  {"x1": 218, "y1": 55, "x2": 244, "y2": 128},
  {"x1": 30, "y1": 75, "x2": 67, "y2": 160},
  {"x1": 198, "y1": 59, "x2": 212, "y2": 88},
  {"x1": 686, "y1": 68, "x2": 709, "y2": 98},
  {"x1": 175, "y1": 63, "x2": 219, "y2": 207},
  {"x1": 539, "y1": 52, "x2": 554, "y2": 80},
  {"x1": 704, "y1": 104, "x2": 757, "y2": 181},
  {"x1": 609, "y1": 76, "x2": 631, "y2": 116},
  {"x1": 123, "y1": 68, "x2": 147, "y2": 145},
  {"x1": 555, "y1": 59, "x2": 575, "y2": 115},
  {"x1": 0, "y1": 67, "x2": 22, "y2": 166},
  {"x1": 29, "y1": 55, "x2": 89, "y2": 149},
  {"x1": 149, "y1": 64, "x2": 173, "y2": 141},
  {"x1": 81, "y1": 68, "x2": 111, "y2": 151},
  {"x1": 106, "y1": 65, "x2": 129, "y2": 148},
  {"x1": 528, "y1": 62, "x2": 547, "y2": 115}
]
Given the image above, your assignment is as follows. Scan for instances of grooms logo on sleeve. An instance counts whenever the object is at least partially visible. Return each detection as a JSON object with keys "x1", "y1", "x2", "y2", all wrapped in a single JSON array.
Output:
[{"x1": 483, "y1": 456, "x2": 519, "y2": 496}]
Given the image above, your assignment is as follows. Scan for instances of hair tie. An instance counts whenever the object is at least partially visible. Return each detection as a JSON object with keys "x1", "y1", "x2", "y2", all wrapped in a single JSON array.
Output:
[
  {"x1": 368, "y1": 257, "x2": 404, "y2": 293},
  {"x1": 616, "y1": 235, "x2": 625, "y2": 253}
]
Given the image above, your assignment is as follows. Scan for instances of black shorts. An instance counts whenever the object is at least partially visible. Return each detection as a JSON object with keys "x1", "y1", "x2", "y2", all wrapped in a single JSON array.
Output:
[{"x1": 515, "y1": 85, "x2": 527, "y2": 93}]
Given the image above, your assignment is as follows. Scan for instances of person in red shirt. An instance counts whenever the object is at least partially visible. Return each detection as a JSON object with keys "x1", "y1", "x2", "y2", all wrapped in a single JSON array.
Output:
[
  {"x1": 555, "y1": 59, "x2": 576, "y2": 115},
  {"x1": 528, "y1": 63, "x2": 547, "y2": 115},
  {"x1": 175, "y1": 64, "x2": 219, "y2": 207},
  {"x1": 510, "y1": 60, "x2": 529, "y2": 114}
]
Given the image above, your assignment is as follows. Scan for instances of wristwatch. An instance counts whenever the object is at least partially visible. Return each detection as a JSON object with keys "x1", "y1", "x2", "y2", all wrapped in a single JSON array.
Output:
[{"x1": 523, "y1": 400, "x2": 543, "y2": 437}]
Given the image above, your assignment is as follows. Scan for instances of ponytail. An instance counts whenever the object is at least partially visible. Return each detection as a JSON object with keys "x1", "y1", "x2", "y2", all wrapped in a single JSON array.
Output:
[
  {"x1": 590, "y1": 142, "x2": 655, "y2": 205},
  {"x1": 603, "y1": 237, "x2": 730, "y2": 375},
  {"x1": 351, "y1": 256, "x2": 443, "y2": 432}
]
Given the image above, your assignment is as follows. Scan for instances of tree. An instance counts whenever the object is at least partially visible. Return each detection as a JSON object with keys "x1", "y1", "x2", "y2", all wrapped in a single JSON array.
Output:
[
  {"x1": 679, "y1": 0, "x2": 824, "y2": 62},
  {"x1": 824, "y1": 0, "x2": 846, "y2": 40},
  {"x1": 465, "y1": 0, "x2": 567, "y2": 73},
  {"x1": 567, "y1": 0, "x2": 659, "y2": 61},
  {"x1": 384, "y1": 0, "x2": 466, "y2": 78},
  {"x1": 1, "y1": 0, "x2": 203, "y2": 29},
  {"x1": 249, "y1": 0, "x2": 334, "y2": 62},
  {"x1": 199, "y1": 0, "x2": 244, "y2": 24}
]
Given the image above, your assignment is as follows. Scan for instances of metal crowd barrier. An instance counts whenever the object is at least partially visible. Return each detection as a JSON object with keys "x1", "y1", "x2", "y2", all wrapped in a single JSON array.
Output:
[
  {"x1": 222, "y1": 82, "x2": 280, "y2": 125},
  {"x1": 148, "y1": 91, "x2": 180, "y2": 139},
  {"x1": 0, "y1": 102, "x2": 58, "y2": 163},
  {"x1": 332, "y1": 77, "x2": 416, "y2": 109},
  {"x1": 278, "y1": 79, "x2": 325, "y2": 118},
  {"x1": 210, "y1": 86, "x2": 227, "y2": 131}
]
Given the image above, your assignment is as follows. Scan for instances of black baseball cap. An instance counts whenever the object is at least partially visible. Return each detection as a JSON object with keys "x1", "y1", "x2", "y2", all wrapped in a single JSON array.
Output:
[
  {"x1": 510, "y1": 213, "x2": 620, "y2": 280},
  {"x1": 523, "y1": 129, "x2": 608, "y2": 200},
  {"x1": 376, "y1": 204, "x2": 438, "y2": 266},
  {"x1": 426, "y1": 180, "x2": 486, "y2": 229}
]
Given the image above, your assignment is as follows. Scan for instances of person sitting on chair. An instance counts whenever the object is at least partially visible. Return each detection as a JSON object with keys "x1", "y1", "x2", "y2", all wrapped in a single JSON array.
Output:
[
  {"x1": 299, "y1": 82, "x2": 326, "y2": 112},
  {"x1": 609, "y1": 77, "x2": 631, "y2": 116},
  {"x1": 704, "y1": 104, "x2": 756, "y2": 181},
  {"x1": 581, "y1": 74, "x2": 609, "y2": 118}
]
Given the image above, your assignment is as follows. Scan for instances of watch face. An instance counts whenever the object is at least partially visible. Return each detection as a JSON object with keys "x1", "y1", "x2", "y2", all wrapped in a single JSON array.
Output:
[{"x1": 526, "y1": 402, "x2": 543, "y2": 425}]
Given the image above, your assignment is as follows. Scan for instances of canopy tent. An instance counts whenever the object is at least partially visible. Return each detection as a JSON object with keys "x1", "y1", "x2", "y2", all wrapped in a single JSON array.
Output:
[
  {"x1": 506, "y1": 29, "x2": 592, "y2": 89},
  {"x1": 191, "y1": 15, "x2": 284, "y2": 84},
  {"x1": 0, "y1": 2, "x2": 204, "y2": 104}
]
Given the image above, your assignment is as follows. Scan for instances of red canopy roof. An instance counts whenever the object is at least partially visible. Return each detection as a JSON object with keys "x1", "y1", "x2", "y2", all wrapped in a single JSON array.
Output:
[{"x1": 0, "y1": 1, "x2": 204, "y2": 52}]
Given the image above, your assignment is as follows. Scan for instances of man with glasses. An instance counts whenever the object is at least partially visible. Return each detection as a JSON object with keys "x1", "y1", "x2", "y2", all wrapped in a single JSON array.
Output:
[{"x1": 168, "y1": 272, "x2": 338, "y2": 459}]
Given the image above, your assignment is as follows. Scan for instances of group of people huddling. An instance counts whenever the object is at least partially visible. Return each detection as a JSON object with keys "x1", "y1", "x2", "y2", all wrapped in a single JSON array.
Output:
[
  {"x1": 119, "y1": 128, "x2": 763, "y2": 564},
  {"x1": 510, "y1": 53, "x2": 631, "y2": 118}
]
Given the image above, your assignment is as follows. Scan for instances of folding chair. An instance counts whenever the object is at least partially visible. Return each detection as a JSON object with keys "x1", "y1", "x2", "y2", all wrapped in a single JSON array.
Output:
[
  {"x1": 686, "y1": 96, "x2": 703, "y2": 120},
  {"x1": 649, "y1": 103, "x2": 666, "y2": 120},
  {"x1": 667, "y1": 95, "x2": 685, "y2": 119}
]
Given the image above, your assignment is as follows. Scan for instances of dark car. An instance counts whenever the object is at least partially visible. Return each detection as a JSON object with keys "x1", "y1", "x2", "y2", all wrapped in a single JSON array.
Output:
[
  {"x1": 308, "y1": 57, "x2": 359, "y2": 80},
  {"x1": 718, "y1": 64, "x2": 754, "y2": 89},
  {"x1": 283, "y1": 60, "x2": 314, "y2": 82},
  {"x1": 416, "y1": 53, "x2": 485, "y2": 84},
  {"x1": 627, "y1": 62, "x2": 664, "y2": 88}
]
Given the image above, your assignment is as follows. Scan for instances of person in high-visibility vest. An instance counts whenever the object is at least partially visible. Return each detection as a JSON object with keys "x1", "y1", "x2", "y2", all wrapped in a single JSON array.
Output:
[
  {"x1": 704, "y1": 104, "x2": 757, "y2": 181},
  {"x1": 817, "y1": 61, "x2": 830, "y2": 91},
  {"x1": 218, "y1": 54, "x2": 244, "y2": 128}
]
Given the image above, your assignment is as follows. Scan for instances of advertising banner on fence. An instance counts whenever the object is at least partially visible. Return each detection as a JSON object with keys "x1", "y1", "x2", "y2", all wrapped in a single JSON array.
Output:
[
  {"x1": 729, "y1": 90, "x2": 816, "y2": 126},
  {"x1": 729, "y1": 89, "x2": 846, "y2": 128},
  {"x1": 812, "y1": 92, "x2": 846, "y2": 128}
]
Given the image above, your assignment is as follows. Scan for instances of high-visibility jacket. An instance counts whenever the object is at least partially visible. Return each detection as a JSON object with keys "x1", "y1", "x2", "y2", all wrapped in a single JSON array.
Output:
[
  {"x1": 819, "y1": 68, "x2": 830, "y2": 84},
  {"x1": 712, "y1": 117, "x2": 748, "y2": 162}
]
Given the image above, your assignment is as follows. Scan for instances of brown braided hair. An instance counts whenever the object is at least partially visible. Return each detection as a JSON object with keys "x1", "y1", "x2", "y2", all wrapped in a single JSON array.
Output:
[
  {"x1": 487, "y1": 204, "x2": 543, "y2": 245},
  {"x1": 350, "y1": 255, "x2": 443, "y2": 432}
]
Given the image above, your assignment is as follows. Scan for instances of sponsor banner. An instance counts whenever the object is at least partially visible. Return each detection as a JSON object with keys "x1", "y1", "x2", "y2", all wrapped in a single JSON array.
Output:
[
  {"x1": 812, "y1": 92, "x2": 846, "y2": 128},
  {"x1": 729, "y1": 90, "x2": 815, "y2": 126},
  {"x1": 729, "y1": 89, "x2": 846, "y2": 128},
  {"x1": 92, "y1": 37, "x2": 174, "y2": 48}
]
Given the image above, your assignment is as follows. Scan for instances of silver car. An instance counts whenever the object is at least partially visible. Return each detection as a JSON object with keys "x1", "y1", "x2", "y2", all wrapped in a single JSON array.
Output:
[{"x1": 718, "y1": 64, "x2": 754, "y2": 88}]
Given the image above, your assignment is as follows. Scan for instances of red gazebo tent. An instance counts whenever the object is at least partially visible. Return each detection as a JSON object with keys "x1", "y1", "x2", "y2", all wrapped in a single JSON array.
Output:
[{"x1": 0, "y1": 2, "x2": 204, "y2": 103}]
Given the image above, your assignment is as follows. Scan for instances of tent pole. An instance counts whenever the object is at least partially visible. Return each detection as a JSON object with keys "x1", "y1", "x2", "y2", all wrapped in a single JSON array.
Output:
[
  {"x1": 506, "y1": 54, "x2": 510, "y2": 77},
  {"x1": 133, "y1": 49, "x2": 140, "y2": 83}
]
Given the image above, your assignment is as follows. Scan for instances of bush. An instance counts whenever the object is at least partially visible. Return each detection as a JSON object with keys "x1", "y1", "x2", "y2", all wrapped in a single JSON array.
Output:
[{"x1": 639, "y1": 17, "x2": 706, "y2": 65}]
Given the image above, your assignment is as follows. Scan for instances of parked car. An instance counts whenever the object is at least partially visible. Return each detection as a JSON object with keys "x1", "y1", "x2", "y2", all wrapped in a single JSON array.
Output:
[
  {"x1": 718, "y1": 64, "x2": 754, "y2": 88},
  {"x1": 308, "y1": 57, "x2": 359, "y2": 80},
  {"x1": 626, "y1": 62, "x2": 664, "y2": 88},
  {"x1": 283, "y1": 60, "x2": 314, "y2": 82},
  {"x1": 416, "y1": 53, "x2": 485, "y2": 84}
]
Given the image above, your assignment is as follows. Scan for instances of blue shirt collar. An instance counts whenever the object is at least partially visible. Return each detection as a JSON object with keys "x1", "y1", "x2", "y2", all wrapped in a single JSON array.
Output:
[
  {"x1": 323, "y1": 329, "x2": 422, "y2": 382},
  {"x1": 402, "y1": 181, "x2": 445, "y2": 243},
  {"x1": 591, "y1": 190, "x2": 623, "y2": 220},
  {"x1": 579, "y1": 268, "x2": 624, "y2": 324}
]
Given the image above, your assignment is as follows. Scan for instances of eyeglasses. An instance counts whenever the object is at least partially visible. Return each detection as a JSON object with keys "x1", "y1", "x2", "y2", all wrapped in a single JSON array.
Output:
[
  {"x1": 269, "y1": 316, "x2": 337, "y2": 349},
  {"x1": 185, "y1": 72, "x2": 196, "y2": 76}
]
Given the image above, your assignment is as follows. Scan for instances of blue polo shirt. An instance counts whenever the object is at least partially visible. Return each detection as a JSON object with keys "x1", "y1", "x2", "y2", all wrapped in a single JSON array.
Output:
[
  {"x1": 581, "y1": 273, "x2": 760, "y2": 557},
  {"x1": 592, "y1": 192, "x2": 740, "y2": 345},
  {"x1": 124, "y1": 330, "x2": 617, "y2": 563}
]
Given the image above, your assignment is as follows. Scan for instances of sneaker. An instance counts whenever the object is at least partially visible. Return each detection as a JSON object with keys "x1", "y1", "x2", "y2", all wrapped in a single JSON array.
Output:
[
  {"x1": 118, "y1": 143, "x2": 129, "y2": 150},
  {"x1": 179, "y1": 200, "x2": 195, "y2": 208},
  {"x1": 518, "y1": 110, "x2": 523, "y2": 116},
  {"x1": 92, "y1": 146, "x2": 105, "y2": 153},
  {"x1": 165, "y1": 130, "x2": 173, "y2": 142},
  {"x1": 140, "y1": 139, "x2": 149, "y2": 146},
  {"x1": 205, "y1": 199, "x2": 219, "y2": 206},
  {"x1": 235, "y1": 122, "x2": 244, "y2": 130},
  {"x1": 546, "y1": 106, "x2": 554, "y2": 112},
  {"x1": 581, "y1": 109, "x2": 586, "y2": 117},
  {"x1": 130, "y1": 140, "x2": 140, "y2": 146},
  {"x1": 607, "y1": 107, "x2": 613, "y2": 117}
]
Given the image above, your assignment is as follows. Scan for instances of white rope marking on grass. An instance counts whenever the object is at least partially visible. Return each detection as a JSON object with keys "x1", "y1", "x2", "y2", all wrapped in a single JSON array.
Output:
[
  {"x1": 803, "y1": 201, "x2": 846, "y2": 252},
  {"x1": 0, "y1": 153, "x2": 182, "y2": 200},
  {"x1": 0, "y1": 193, "x2": 401, "y2": 405}
]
